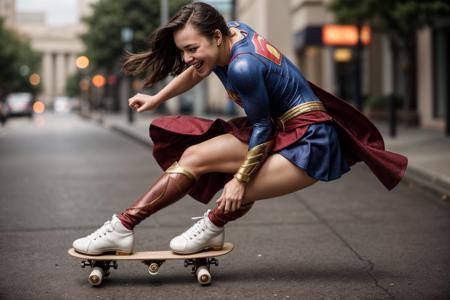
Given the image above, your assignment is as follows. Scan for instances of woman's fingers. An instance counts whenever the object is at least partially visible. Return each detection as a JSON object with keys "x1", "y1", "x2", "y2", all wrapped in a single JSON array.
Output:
[
  {"x1": 136, "y1": 102, "x2": 147, "y2": 112},
  {"x1": 224, "y1": 200, "x2": 231, "y2": 214},
  {"x1": 232, "y1": 200, "x2": 241, "y2": 212},
  {"x1": 128, "y1": 98, "x2": 139, "y2": 109},
  {"x1": 128, "y1": 93, "x2": 146, "y2": 110},
  {"x1": 218, "y1": 198, "x2": 226, "y2": 212}
]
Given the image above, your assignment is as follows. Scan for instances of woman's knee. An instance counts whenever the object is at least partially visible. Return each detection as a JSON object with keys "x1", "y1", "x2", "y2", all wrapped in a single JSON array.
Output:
[{"x1": 179, "y1": 144, "x2": 206, "y2": 174}]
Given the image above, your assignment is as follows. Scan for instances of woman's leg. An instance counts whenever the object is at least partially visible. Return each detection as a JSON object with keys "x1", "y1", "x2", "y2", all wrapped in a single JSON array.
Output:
[
  {"x1": 169, "y1": 136, "x2": 319, "y2": 254},
  {"x1": 179, "y1": 133, "x2": 317, "y2": 201},
  {"x1": 208, "y1": 153, "x2": 317, "y2": 227},
  {"x1": 73, "y1": 134, "x2": 248, "y2": 255},
  {"x1": 178, "y1": 133, "x2": 248, "y2": 176},
  {"x1": 117, "y1": 133, "x2": 248, "y2": 230},
  {"x1": 243, "y1": 153, "x2": 317, "y2": 202}
]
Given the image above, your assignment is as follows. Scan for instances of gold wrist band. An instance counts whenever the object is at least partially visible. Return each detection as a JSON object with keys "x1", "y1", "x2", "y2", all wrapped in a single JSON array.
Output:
[{"x1": 234, "y1": 140, "x2": 274, "y2": 183}]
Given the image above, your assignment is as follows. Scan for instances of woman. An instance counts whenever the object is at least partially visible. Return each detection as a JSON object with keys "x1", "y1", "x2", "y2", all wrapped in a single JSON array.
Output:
[{"x1": 72, "y1": 2, "x2": 407, "y2": 255}]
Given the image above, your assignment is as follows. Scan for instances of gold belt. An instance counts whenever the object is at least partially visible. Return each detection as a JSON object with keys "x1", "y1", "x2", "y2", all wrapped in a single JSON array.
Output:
[{"x1": 272, "y1": 101, "x2": 326, "y2": 131}]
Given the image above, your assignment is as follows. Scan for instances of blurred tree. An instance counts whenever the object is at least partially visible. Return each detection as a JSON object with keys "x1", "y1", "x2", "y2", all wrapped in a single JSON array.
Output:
[
  {"x1": 66, "y1": 71, "x2": 83, "y2": 98},
  {"x1": 0, "y1": 18, "x2": 41, "y2": 100},
  {"x1": 328, "y1": 0, "x2": 450, "y2": 113},
  {"x1": 81, "y1": 0, "x2": 189, "y2": 74}
]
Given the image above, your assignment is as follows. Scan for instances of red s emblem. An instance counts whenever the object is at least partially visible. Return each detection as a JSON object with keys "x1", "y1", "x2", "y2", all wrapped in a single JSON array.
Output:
[{"x1": 252, "y1": 32, "x2": 282, "y2": 65}]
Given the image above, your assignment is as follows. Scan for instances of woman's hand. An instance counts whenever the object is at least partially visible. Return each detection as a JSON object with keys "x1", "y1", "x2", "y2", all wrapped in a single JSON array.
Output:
[
  {"x1": 128, "y1": 93, "x2": 160, "y2": 112},
  {"x1": 216, "y1": 177, "x2": 246, "y2": 214}
]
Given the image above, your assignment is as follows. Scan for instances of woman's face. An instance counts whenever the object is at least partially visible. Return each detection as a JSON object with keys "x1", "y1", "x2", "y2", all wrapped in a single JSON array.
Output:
[{"x1": 174, "y1": 25, "x2": 222, "y2": 77}]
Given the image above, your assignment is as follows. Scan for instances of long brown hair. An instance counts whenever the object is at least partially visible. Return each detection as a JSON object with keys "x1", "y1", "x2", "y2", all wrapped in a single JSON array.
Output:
[{"x1": 122, "y1": 2, "x2": 230, "y2": 87}]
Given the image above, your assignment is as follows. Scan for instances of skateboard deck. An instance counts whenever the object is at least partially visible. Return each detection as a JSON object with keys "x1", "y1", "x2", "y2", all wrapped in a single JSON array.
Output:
[{"x1": 68, "y1": 242, "x2": 234, "y2": 286}]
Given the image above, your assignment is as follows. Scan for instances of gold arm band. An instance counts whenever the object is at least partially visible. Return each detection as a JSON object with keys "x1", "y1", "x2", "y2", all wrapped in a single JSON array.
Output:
[
  {"x1": 234, "y1": 141, "x2": 274, "y2": 183},
  {"x1": 272, "y1": 101, "x2": 326, "y2": 131},
  {"x1": 166, "y1": 161, "x2": 197, "y2": 182}
]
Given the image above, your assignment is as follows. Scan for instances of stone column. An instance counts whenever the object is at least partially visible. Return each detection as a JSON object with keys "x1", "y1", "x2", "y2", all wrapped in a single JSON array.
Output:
[
  {"x1": 55, "y1": 52, "x2": 66, "y2": 98},
  {"x1": 42, "y1": 52, "x2": 53, "y2": 105},
  {"x1": 67, "y1": 53, "x2": 77, "y2": 76},
  {"x1": 321, "y1": 47, "x2": 335, "y2": 93}
]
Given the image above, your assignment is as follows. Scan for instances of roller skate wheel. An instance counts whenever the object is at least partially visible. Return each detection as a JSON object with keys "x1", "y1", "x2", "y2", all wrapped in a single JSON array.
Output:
[
  {"x1": 196, "y1": 266, "x2": 211, "y2": 285},
  {"x1": 148, "y1": 263, "x2": 160, "y2": 275},
  {"x1": 88, "y1": 267, "x2": 104, "y2": 286}
]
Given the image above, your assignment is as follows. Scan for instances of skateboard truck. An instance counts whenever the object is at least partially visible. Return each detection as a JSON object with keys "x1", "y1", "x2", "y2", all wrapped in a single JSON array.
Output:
[{"x1": 81, "y1": 260, "x2": 118, "y2": 270}]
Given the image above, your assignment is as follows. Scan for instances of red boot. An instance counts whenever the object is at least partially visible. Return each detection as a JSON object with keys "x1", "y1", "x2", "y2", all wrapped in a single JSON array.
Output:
[{"x1": 118, "y1": 162, "x2": 196, "y2": 230}]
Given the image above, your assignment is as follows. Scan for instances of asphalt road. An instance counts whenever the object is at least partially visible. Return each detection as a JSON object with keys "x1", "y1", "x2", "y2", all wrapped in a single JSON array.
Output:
[{"x1": 0, "y1": 113, "x2": 449, "y2": 299}]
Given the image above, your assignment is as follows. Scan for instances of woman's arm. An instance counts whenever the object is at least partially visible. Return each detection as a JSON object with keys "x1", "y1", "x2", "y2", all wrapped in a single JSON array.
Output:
[
  {"x1": 228, "y1": 54, "x2": 275, "y2": 183},
  {"x1": 216, "y1": 54, "x2": 274, "y2": 213},
  {"x1": 129, "y1": 66, "x2": 205, "y2": 112}
]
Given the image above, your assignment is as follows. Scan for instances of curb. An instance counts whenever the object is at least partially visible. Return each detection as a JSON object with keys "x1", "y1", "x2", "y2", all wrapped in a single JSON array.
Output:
[
  {"x1": 109, "y1": 123, "x2": 152, "y2": 148},
  {"x1": 402, "y1": 166, "x2": 450, "y2": 201}
]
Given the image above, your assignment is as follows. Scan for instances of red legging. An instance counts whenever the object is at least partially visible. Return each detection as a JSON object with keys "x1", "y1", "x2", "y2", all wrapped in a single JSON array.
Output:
[{"x1": 208, "y1": 202, "x2": 254, "y2": 227}]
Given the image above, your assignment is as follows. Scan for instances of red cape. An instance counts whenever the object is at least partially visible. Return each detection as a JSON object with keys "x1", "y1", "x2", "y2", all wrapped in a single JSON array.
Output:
[{"x1": 308, "y1": 81, "x2": 407, "y2": 190}]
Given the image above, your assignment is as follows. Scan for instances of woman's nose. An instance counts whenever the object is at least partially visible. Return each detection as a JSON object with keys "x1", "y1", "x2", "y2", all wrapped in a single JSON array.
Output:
[{"x1": 183, "y1": 52, "x2": 193, "y2": 64}]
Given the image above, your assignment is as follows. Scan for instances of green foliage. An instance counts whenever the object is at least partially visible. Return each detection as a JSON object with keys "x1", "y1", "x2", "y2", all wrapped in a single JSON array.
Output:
[
  {"x1": 328, "y1": 0, "x2": 450, "y2": 48},
  {"x1": 65, "y1": 71, "x2": 82, "y2": 98},
  {"x1": 365, "y1": 94, "x2": 404, "y2": 110},
  {"x1": 0, "y1": 18, "x2": 41, "y2": 100},
  {"x1": 81, "y1": 0, "x2": 190, "y2": 74}
]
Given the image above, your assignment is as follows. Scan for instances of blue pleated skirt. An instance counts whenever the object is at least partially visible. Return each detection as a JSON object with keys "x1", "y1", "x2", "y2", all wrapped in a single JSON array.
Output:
[{"x1": 278, "y1": 122, "x2": 350, "y2": 181}]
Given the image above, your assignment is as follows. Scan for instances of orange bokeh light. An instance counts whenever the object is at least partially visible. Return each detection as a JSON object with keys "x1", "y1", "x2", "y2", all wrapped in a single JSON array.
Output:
[
  {"x1": 33, "y1": 101, "x2": 45, "y2": 113},
  {"x1": 91, "y1": 75, "x2": 106, "y2": 88},
  {"x1": 322, "y1": 25, "x2": 371, "y2": 46},
  {"x1": 29, "y1": 73, "x2": 41, "y2": 86},
  {"x1": 76, "y1": 56, "x2": 90, "y2": 69}
]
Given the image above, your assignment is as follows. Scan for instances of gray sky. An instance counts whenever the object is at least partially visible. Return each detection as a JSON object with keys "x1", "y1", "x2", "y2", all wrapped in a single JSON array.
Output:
[{"x1": 17, "y1": 0, "x2": 78, "y2": 25}]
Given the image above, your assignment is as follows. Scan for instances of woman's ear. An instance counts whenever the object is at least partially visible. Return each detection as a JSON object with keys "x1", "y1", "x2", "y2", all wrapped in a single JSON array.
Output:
[{"x1": 214, "y1": 29, "x2": 222, "y2": 47}]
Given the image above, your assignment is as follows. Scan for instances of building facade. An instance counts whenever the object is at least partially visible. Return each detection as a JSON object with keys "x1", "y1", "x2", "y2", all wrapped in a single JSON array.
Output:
[
  {"x1": 3, "y1": 0, "x2": 97, "y2": 106},
  {"x1": 0, "y1": 0, "x2": 15, "y2": 25},
  {"x1": 234, "y1": 0, "x2": 449, "y2": 133}
]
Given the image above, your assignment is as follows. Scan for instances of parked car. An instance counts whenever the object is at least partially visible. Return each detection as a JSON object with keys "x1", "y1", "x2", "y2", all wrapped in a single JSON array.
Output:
[
  {"x1": 0, "y1": 101, "x2": 8, "y2": 125},
  {"x1": 53, "y1": 96, "x2": 72, "y2": 113},
  {"x1": 6, "y1": 93, "x2": 34, "y2": 118}
]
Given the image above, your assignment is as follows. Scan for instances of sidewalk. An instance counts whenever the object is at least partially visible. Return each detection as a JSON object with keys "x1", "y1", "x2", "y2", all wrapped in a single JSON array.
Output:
[{"x1": 88, "y1": 111, "x2": 450, "y2": 200}]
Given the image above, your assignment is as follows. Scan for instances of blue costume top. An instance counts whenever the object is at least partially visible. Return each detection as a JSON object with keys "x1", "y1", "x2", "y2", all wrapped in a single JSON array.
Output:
[
  {"x1": 213, "y1": 21, "x2": 320, "y2": 150},
  {"x1": 213, "y1": 21, "x2": 349, "y2": 182}
]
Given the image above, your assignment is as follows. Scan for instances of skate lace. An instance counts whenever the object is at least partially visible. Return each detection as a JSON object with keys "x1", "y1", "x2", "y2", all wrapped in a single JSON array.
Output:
[
  {"x1": 182, "y1": 209, "x2": 211, "y2": 240},
  {"x1": 88, "y1": 220, "x2": 114, "y2": 240}
]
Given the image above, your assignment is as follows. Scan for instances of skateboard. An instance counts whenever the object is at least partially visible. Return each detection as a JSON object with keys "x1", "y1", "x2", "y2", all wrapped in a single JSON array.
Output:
[{"x1": 68, "y1": 242, "x2": 234, "y2": 286}]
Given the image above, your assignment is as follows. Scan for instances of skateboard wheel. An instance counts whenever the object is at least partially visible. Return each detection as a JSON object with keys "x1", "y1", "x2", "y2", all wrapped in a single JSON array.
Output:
[
  {"x1": 148, "y1": 263, "x2": 160, "y2": 275},
  {"x1": 88, "y1": 267, "x2": 104, "y2": 286},
  {"x1": 196, "y1": 266, "x2": 211, "y2": 285}
]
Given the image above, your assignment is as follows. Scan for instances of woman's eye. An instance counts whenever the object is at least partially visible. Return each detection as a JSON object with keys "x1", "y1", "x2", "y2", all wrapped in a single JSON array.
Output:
[{"x1": 188, "y1": 47, "x2": 197, "y2": 53}]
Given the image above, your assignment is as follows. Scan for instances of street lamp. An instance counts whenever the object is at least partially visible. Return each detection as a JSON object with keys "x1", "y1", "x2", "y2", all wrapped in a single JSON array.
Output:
[{"x1": 121, "y1": 27, "x2": 134, "y2": 124}]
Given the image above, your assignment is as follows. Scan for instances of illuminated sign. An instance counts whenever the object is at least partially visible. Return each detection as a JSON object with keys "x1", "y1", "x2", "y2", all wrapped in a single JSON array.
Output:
[{"x1": 322, "y1": 25, "x2": 371, "y2": 46}]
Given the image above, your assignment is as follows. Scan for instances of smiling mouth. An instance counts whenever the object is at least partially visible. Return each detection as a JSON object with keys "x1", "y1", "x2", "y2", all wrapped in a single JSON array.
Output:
[{"x1": 192, "y1": 61, "x2": 203, "y2": 70}]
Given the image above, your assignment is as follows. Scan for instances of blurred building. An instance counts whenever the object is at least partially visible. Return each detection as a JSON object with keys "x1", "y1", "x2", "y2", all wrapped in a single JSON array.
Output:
[
  {"x1": 417, "y1": 23, "x2": 450, "y2": 130},
  {"x1": 0, "y1": 0, "x2": 15, "y2": 25},
  {"x1": 232, "y1": 0, "x2": 449, "y2": 132},
  {"x1": 3, "y1": 0, "x2": 97, "y2": 106}
]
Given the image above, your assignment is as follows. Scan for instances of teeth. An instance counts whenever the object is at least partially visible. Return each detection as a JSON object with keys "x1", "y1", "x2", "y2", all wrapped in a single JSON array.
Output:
[{"x1": 193, "y1": 62, "x2": 202, "y2": 69}]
